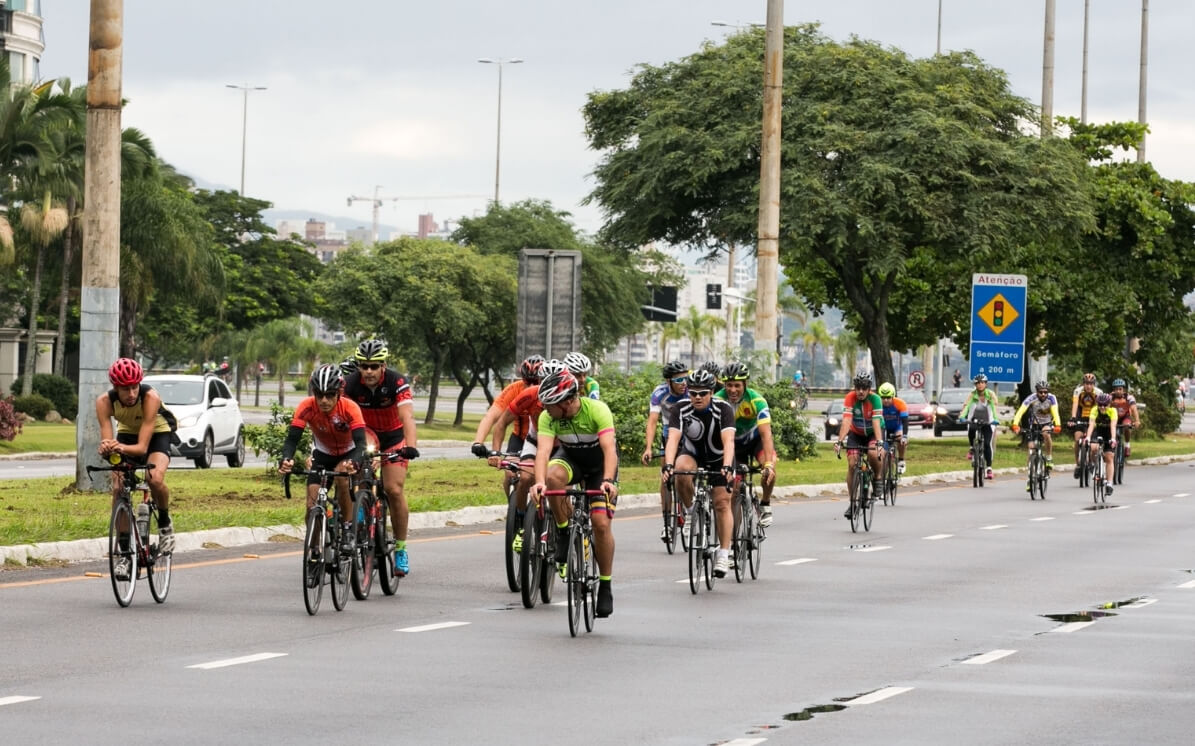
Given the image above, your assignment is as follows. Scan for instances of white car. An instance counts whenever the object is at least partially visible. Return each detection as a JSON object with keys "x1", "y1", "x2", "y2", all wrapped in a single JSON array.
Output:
[{"x1": 143, "y1": 374, "x2": 246, "y2": 468}]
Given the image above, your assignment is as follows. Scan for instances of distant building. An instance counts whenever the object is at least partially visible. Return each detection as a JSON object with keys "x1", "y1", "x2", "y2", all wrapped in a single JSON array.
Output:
[
  {"x1": 275, "y1": 219, "x2": 306, "y2": 239},
  {"x1": 346, "y1": 226, "x2": 372, "y2": 244},
  {"x1": 1, "y1": 0, "x2": 43, "y2": 85},
  {"x1": 417, "y1": 213, "x2": 437, "y2": 238},
  {"x1": 304, "y1": 218, "x2": 326, "y2": 241}
]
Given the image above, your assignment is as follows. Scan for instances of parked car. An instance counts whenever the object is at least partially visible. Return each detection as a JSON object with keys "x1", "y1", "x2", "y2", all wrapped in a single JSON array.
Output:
[
  {"x1": 933, "y1": 387, "x2": 973, "y2": 437},
  {"x1": 143, "y1": 374, "x2": 246, "y2": 468},
  {"x1": 822, "y1": 400, "x2": 844, "y2": 440},
  {"x1": 898, "y1": 388, "x2": 935, "y2": 429}
]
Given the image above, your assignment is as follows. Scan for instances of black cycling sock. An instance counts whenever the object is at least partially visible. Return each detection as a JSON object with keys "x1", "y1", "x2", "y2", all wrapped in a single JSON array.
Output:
[
  {"x1": 514, "y1": 510, "x2": 525, "y2": 523},
  {"x1": 760, "y1": 501, "x2": 771, "y2": 506},
  {"x1": 157, "y1": 508, "x2": 170, "y2": 526},
  {"x1": 118, "y1": 532, "x2": 130, "y2": 552}
]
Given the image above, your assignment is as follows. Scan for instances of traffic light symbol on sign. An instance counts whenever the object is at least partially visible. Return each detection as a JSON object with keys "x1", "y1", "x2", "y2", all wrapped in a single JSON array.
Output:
[
  {"x1": 706, "y1": 283, "x2": 722, "y2": 310},
  {"x1": 993, "y1": 300, "x2": 1004, "y2": 327},
  {"x1": 976, "y1": 293, "x2": 1018, "y2": 336}
]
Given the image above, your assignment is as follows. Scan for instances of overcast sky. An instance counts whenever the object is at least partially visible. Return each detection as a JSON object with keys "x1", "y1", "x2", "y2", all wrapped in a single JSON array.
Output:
[{"x1": 42, "y1": 1, "x2": 1195, "y2": 236}]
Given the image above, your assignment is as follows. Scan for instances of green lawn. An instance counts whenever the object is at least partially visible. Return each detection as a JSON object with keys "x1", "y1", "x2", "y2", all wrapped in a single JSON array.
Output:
[
  {"x1": 2, "y1": 433, "x2": 1193, "y2": 546},
  {"x1": 0, "y1": 422, "x2": 77, "y2": 454}
]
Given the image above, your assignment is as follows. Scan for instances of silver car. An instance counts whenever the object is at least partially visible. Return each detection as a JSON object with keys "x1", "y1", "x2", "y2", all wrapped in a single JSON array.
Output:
[{"x1": 143, "y1": 374, "x2": 246, "y2": 468}]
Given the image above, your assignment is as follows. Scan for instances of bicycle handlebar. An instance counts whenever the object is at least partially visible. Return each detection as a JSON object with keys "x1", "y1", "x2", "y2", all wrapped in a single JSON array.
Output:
[
  {"x1": 86, "y1": 461, "x2": 154, "y2": 479},
  {"x1": 542, "y1": 489, "x2": 606, "y2": 497},
  {"x1": 281, "y1": 466, "x2": 356, "y2": 500}
]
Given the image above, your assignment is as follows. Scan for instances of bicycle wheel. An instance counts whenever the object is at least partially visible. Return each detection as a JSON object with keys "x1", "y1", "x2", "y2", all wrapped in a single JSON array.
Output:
[
  {"x1": 374, "y1": 496, "x2": 400, "y2": 596},
  {"x1": 519, "y1": 507, "x2": 542, "y2": 608},
  {"x1": 147, "y1": 504, "x2": 171, "y2": 604},
  {"x1": 1027, "y1": 454, "x2": 1039, "y2": 500},
  {"x1": 1091, "y1": 460, "x2": 1102, "y2": 504},
  {"x1": 108, "y1": 500, "x2": 137, "y2": 608},
  {"x1": 687, "y1": 499, "x2": 704, "y2": 595},
  {"x1": 703, "y1": 503, "x2": 716, "y2": 591},
  {"x1": 329, "y1": 519, "x2": 351, "y2": 612},
  {"x1": 886, "y1": 451, "x2": 899, "y2": 506},
  {"x1": 862, "y1": 475, "x2": 875, "y2": 532},
  {"x1": 350, "y1": 490, "x2": 374, "y2": 601},
  {"x1": 539, "y1": 520, "x2": 557, "y2": 604},
  {"x1": 1077, "y1": 444, "x2": 1090, "y2": 488},
  {"x1": 749, "y1": 503, "x2": 763, "y2": 579},
  {"x1": 566, "y1": 526, "x2": 584, "y2": 637},
  {"x1": 1113, "y1": 440, "x2": 1125, "y2": 485},
  {"x1": 583, "y1": 529, "x2": 597, "y2": 633},
  {"x1": 302, "y1": 508, "x2": 325, "y2": 615},
  {"x1": 733, "y1": 498, "x2": 748, "y2": 583},
  {"x1": 503, "y1": 484, "x2": 521, "y2": 592},
  {"x1": 879, "y1": 453, "x2": 891, "y2": 506},
  {"x1": 849, "y1": 472, "x2": 862, "y2": 534}
]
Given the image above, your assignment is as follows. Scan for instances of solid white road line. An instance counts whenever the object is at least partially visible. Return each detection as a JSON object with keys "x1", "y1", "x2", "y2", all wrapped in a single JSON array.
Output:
[
  {"x1": 845, "y1": 686, "x2": 914, "y2": 705},
  {"x1": 1051, "y1": 621, "x2": 1095, "y2": 633},
  {"x1": 923, "y1": 534, "x2": 953, "y2": 540},
  {"x1": 187, "y1": 653, "x2": 287, "y2": 670},
  {"x1": 1029, "y1": 517, "x2": 1055, "y2": 521},
  {"x1": 962, "y1": 649, "x2": 1017, "y2": 665},
  {"x1": 0, "y1": 696, "x2": 40, "y2": 707},
  {"x1": 979, "y1": 524, "x2": 1007, "y2": 530},
  {"x1": 776, "y1": 557, "x2": 818, "y2": 565},
  {"x1": 1178, "y1": 579, "x2": 1195, "y2": 589},
  {"x1": 855, "y1": 546, "x2": 892, "y2": 553},
  {"x1": 398, "y1": 621, "x2": 470, "y2": 633}
]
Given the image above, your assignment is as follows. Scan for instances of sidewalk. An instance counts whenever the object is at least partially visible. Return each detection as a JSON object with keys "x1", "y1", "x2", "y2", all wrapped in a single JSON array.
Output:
[{"x1": 5, "y1": 453, "x2": 1193, "y2": 567}]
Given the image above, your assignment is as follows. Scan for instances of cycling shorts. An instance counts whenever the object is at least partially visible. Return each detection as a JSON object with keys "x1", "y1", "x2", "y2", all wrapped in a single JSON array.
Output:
[
  {"x1": 116, "y1": 431, "x2": 173, "y2": 457},
  {"x1": 307, "y1": 449, "x2": 354, "y2": 487}
]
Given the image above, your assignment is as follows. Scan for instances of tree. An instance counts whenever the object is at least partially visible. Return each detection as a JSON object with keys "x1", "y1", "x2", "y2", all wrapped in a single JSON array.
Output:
[
  {"x1": 832, "y1": 330, "x2": 863, "y2": 387},
  {"x1": 246, "y1": 317, "x2": 325, "y2": 405},
  {"x1": 797, "y1": 319, "x2": 833, "y2": 386},
  {"x1": 674, "y1": 305, "x2": 725, "y2": 365},
  {"x1": 582, "y1": 25, "x2": 1094, "y2": 387}
]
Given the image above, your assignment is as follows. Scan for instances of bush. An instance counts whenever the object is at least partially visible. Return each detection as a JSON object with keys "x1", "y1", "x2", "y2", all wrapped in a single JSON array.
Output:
[
  {"x1": 0, "y1": 396, "x2": 22, "y2": 441},
  {"x1": 1137, "y1": 386, "x2": 1181, "y2": 437},
  {"x1": 754, "y1": 382, "x2": 820, "y2": 461},
  {"x1": 243, "y1": 402, "x2": 310, "y2": 472},
  {"x1": 12, "y1": 393, "x2": 54, "y2": 420},
  {"x1": 10, "y1": 374, "x2": 78, "y2": 417}
]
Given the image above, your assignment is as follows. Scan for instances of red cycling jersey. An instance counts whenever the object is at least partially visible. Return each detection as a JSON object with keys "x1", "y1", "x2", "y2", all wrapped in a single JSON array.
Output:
[
  {"x1": 291, "y1": 396, "x2": 367, "y2": 457},
  {"x1": 494, "y1": 381, "x2": 531, "y2": 439},
  {"x1": 343, "y1": 369, "x2": 413, "y2": 434},
  {"x1": 507, "y1": 384, "x2": 543, "y2": 436}
]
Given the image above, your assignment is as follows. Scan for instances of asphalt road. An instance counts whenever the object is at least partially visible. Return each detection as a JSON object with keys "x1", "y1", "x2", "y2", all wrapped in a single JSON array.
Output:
[{"x1": 3, "y1": 459, "x2": 1195, "y2": 744}]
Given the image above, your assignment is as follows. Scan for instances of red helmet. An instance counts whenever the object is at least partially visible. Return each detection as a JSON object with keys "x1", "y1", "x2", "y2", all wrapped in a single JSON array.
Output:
[{"x1": 108, "y1": 358, "x2": 143, "y2": 386}]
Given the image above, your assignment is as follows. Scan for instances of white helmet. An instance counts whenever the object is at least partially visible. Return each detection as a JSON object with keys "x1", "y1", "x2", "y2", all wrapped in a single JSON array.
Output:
[{"x1": 563, "y1": 351, "x2": 592, "y2": 377}]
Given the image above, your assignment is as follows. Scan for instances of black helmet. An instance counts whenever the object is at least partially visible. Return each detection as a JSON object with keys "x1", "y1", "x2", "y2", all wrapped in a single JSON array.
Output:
[
  {"x1": 722, "y1": 361, "x2": 749, "y2": 381},
  {"x1": 662, "y1": 360, "x2": 688, "y2": 379},
  {"x1": 852, "y1": 370, "x2": 872, "y2": 388},
  {"x1": 309, "y1": 364, "x2": 343, "y2": 396},
  {"x1": 339, "y1": 357, "x2": 358, "y2": 376},
  {"x1": 699, "y1": 361, "x2": 721, "y2": 377},
  {"x1": 687, "y1": 369, "x2": 718, "y2": 390},
  {"x1": 973, "y1": 373, "x2": 988, "y2": 383}
]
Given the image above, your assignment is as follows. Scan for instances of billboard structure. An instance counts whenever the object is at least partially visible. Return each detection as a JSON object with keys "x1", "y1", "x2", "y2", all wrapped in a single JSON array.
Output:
[{"x1": 517, "y1": 249, "x2": 582, "y2": 362}]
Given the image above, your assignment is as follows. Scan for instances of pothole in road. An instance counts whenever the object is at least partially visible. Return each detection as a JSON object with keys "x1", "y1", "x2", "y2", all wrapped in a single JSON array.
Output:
[
  {"x1": 846, "y1": 543, "x2": 874, "y2": 549},
  {"x1": 1039, "y1": 610, "x2": 1117, "y2": 624},
  {"x1": 1080, "y1": 504, "x2": 1122, "y2": 511},
  {"x1": 1096, "y1": 596, "x2": 1149, "y2": 609},
  {"x1": 782, "y1": 704, "x2": 848, "y2": 721}
]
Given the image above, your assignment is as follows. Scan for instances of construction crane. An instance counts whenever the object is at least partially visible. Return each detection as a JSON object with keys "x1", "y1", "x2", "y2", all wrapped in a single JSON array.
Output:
[{"x1": 347, "y1": 186, "x2": 488, "y2": 244}]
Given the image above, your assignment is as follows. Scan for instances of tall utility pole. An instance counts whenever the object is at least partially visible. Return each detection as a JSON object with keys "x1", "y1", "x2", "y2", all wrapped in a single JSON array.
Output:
[
  {"x1": 1081, "y1": 0, "x2": 1090, "y2": 124},
  {"x1": 226, "y1": 83, "x2": 267, "y2": 195},
  {"x1": 755, "y1": 0, "x2": 783, "y2": 380},
  {"x1": 78, "y1": 0, "x2": 123, "y2": 489},
  {"x1": 1041, "y1": 0, "x2": 1056, "y2": 136},
  {"x1": 477, "y1": 57, "x2": 523, "y2": 205},
  {"x1": 936, "y1": 0, "x2": 943, "y2": 56},
  {"x1": 1137, "y1": 0, "x2": 1149, "y2": 163}
]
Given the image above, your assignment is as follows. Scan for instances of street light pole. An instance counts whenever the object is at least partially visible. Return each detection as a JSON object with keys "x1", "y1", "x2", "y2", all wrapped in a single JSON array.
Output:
[
  {"x1": 225, "y1": 83, "x2": 267, "y2": 195},
  {"x1": 477, "y1": 58, "x2": 523, "y2": 206}
]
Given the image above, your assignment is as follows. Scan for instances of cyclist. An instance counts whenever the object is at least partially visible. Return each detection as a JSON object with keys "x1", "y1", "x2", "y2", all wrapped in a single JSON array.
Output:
[
  {"x1": 471, "y1": 354, "x2": 544, "y2": 481},
  {"x1": 279, "y1": 365, "x2": 368, "y2": 558},
  {"x1": 877, "y1": 382, "x2": 908, "y2": 474},
  {"x1": 834, "y1": 371, "x2": 885, "y2": 519},
  {"x1": 95, "y1": 358, "x2": 179, "y2": 577},
  {"x1": 1011, "y1": 380, "x2": 1062, "y2": 490},
  {"x1": 716, "y1": 361, "x2": 777, "y2": 527},
  {"x1": 1069, "y1": 372, "x2": 1102, "y2": 477},
  {"x1": 489, "y1": 359, "x2": 565, "y2": 556},
  {"x1": 1108, "y1": 378, "x2": 1141, "y2": 457},
  {"x1": 698, "y1": 360, "x2": 722, "y2": 389},
  {"x1": 663, "y1": 368, "x2": 736, "y2": 577},
  {"x1": 641, "y1": 360, "x2": 691, "y2": 542},
  {"x1": 338, "y1": 356, "x2": 358, "y2": 377},
  {"x1": 564, "y1": 351, "x2": 600, "y2": 400},
  {"x1": 1084, "y1": 393, "x2": 1118, "y2": 498},
  {"x1": 960, "y1": 374, "x2": 999, "y2": 480},
  {"x1": 530, "y1": 369, "x2": 619, "y2": 618}
]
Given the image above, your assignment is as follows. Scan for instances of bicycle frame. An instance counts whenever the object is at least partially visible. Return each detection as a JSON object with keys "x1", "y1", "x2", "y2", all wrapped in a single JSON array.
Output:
[
  {"x1": 286, "y1": 466, "x2": 355, "y2": 615},
  {"x1": 673, "y1": 468, "x2": 721, "y2": 594},
  {"x1": 87, "y1": 458, "x2": 171, "y2": 607},
  {"x1": 543, "y1": 488, "x2": 604, "y2": 637},
  {"x1": 838, "y1": 445, "x2": 875, "y2": 532}
]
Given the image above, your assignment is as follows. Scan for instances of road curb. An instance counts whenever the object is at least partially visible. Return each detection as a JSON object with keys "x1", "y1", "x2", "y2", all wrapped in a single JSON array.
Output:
[{"x1": 3, "y1": 453, "x2": 1194, "y2": 567}]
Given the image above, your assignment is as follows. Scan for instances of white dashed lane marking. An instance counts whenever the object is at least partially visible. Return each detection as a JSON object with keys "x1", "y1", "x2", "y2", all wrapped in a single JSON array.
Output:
[
  {"x1": 776, "y1": 558, "x2": 818, "y2": 565},
  {"x1": 979, "y1": 524, "x2": 1008, "y2": 530},
  {"x1": 1029, "y1": 517, "x2": 1055, "y2": 522},
  {"x1": 397, "y1": 621, "x2": 470, "y2": 633},
  {"x1": 1073, "y1": 510, "x2": 1096, "y2": 516},
  {"x1": 1178, "y1": 579, "x2": 1195, "y2": 589},
  {"x1": 844, "y1": 686, "x2": 914, "y2": 705},
  {"x1": 187, "y1": 653, "x2": 287, "y2": 670},
  {"x1": 0, "y1": 696, "x2": 40, "y2": 707},
  {"x1": 1051, "y1": 621, "x2": 1095, "y2": 633},
  {"x1": 855, "y1": 546, "x2": 892, "y2": 553},
  {"x1": 962, "y1": 649, "x2": 1017, "y2": 665},
  {"x1": 1174, "y1": 493, "x2": 1190, "y2": 498},
  {"x1": 923, "y1": 534, "x2": 953, "y2": 540},
  {"x1": 1144, "y1": 499, "x2": 1162, "y2": 504},
  {"x1": 723, "y1": 739, "x2": 768, "y2": 746}
]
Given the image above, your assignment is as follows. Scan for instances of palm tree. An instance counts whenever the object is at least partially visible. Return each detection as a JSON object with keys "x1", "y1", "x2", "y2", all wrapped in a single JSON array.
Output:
[
  {"x1": 15, "y1": 191, "x2": 69, "y2": 394},
  {"x1": 832, "y1": 329, "x2": 864, "y2": 386},
  {"x1": 247, "y1": 317, "x2": 329, "y2": 405},
  {"x1": 797, "y1": 319, "x2": 833, "y2": 386},
  {"x1": 675, "y1": 305, "x2": 725, "y2": 365}
]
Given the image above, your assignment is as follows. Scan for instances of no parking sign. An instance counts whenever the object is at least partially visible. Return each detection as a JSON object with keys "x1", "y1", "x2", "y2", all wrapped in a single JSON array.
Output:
[{"x1": 908, "y1": 371, "x2": 925, "y2": 389}]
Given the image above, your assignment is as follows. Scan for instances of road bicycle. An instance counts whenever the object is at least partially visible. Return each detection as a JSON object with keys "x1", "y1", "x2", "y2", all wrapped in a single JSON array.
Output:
[
  {"x1": 879, "y1": 433, "x2": 901, "y2": 506},
  {"x1": 837, "y1": 443, "x2": 875, "y2": 533},
  {"x1": 648, "y1": 452, "x2": 687, "y2": 555},
  {"x1": 87, "y1": 456, "x2": 172, "y2": 607},
  {"x1": 1112, "y1": 424, "x2": 1132, "y2": 486},
  {"x1": 674, "y1": 468, "x2": 719, "y2": 594},
  {"x1": 965, "y1": 419, "x2": 995, "y2": 488},
  {"x1": 544, "y1": 487, "x2": 605, "y2": 637},
  {"x1": 285, "y1": 466, "x2": 355, "y2": 615},
  {"x1": 790, "y1": 384, "x2": 809, "y2": 412},
  {"x1": 1072, "y1": 419, "x2": 1093, "y2": 488},
  {"x1": 732, "y1": 463, "x2": 766, "y2": 582},
  {"x1": 486, "y1": 451, "x2": 526, "y2": 593},
  {"x1": 1024, "y1": 423, "x2": 1050, "y2": 501},
  {"x1": 518, "y1": 480, "x2": 558, "y2": 609},
  {"x1": 349, "y1": 448, "x2": 403, "y2": 601},
  {"x1": 1090, "y1": 436, "x2": 1111, "y2": 505}
]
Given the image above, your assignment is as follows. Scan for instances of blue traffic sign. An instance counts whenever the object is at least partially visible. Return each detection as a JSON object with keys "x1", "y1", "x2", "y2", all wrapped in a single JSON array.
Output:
[{"x1": 969, "y1": 274, "x2": 1027, "y2": 384}]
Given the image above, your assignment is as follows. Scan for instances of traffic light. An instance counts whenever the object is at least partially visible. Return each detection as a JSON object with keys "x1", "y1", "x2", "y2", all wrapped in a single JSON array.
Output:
[
  {"x1": 993, "y1": 300, "x2": 1005, "y2": 327},
  {"x1": 706, "y1": 283, "x2": 722, "y2": 310}
]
